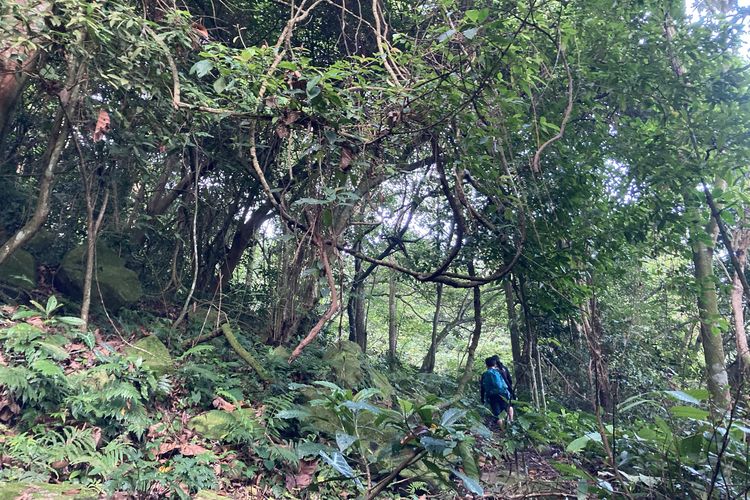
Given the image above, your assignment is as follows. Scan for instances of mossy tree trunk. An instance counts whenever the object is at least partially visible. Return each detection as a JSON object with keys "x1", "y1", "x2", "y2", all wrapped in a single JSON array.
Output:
[
  {"x1": 691, "y1": 234, "x2": 731, "y2": 412},
  {"x1": 387, "y1": 265, "x2": 397, "y2": 366},
  {"x1": 421, "y1": 282, "x2": 443, "y2": 373}
]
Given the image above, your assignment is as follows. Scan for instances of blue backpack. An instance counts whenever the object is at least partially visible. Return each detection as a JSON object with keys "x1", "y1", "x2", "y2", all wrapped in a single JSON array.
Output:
[{"x1": 482, "y1": 369, "x2": 510, "y2": 400}]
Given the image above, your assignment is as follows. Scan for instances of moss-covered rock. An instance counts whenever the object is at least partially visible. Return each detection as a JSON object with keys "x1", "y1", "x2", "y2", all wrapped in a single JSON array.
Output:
[
  {"x1": 124, "y1": 335, "x2": 174, "y2": 376},
  {"x1": 0, "y1": 482, "x2": 97, "y2": 499},
  {"x1": 190, "y1": 305, "x2": 228, "y2": 330},
  {"x1": 323, "y1": 340, "x2": 364, "y2": 388},
  {"x1": 55, "y1": 244, "x2": 142, "y2": 312},
  {"x1": 368, "y1": 368, "x2": 395, "y2": 402},
  {"x1": 188, "y1": 409, "x2": 257, "y2": 441},
  {"x1": 0, "y1": 249, "x2": 36, "y2": 290}
]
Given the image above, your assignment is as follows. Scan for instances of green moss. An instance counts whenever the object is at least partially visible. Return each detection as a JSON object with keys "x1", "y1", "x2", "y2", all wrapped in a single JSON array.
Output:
[
  {"x1": 0, "y1": 249, "x2": 36, "y2": 290},
  {"x1": 124, "y1": 335, "x2": 174, "y2": 376},
  {"x1": 0, "y1": 482, "x2": 97, "y2": 499},
  {"x1": 188, "y1": 409, "x2": 256, "y2": 441},
  {"x1": 55, "y1": 244, "x2": 142, "y2": 312},
  {"x1": 323, "y1": 340, "x2": 364, "y2": 388}
]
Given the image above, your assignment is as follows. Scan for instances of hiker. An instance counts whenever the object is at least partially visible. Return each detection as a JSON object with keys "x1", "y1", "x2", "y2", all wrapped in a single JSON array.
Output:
[
  {"x1": 480, "y1": 357, "x2": 513, "y2": 427},
  {"x1": 491, "y1": 355, "x2": 515, "y2": 422}
]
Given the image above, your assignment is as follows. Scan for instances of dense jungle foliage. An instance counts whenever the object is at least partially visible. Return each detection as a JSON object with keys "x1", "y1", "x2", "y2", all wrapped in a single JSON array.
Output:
[{"x1": 1, "y1": 0, "x2": 750, "y2": 497}]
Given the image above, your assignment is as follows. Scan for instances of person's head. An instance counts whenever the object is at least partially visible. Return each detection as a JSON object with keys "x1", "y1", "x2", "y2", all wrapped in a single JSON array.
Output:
[
  {"x1": 491, "y1": 355, "x2": 502, "y2": 367},
  {"x1": 485, "y1": 356, "x2": 497, "y2": 368}
]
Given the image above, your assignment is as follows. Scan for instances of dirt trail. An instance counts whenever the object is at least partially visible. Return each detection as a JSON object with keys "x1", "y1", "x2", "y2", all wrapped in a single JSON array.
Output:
[{"x1": 479, "y1": 449, "x2": 578, "y2": 499}]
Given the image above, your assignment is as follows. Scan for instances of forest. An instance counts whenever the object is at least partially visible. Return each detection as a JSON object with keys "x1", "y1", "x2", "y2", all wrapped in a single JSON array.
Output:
[{"x1": 0, "y1": 0, "x2": 749, "y2": 497}]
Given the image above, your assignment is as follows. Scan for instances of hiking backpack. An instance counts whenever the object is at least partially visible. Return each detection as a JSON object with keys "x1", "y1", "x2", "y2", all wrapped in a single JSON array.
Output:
[{"x1": 481, "y1": 369, "x2": 510, "y2": 400}]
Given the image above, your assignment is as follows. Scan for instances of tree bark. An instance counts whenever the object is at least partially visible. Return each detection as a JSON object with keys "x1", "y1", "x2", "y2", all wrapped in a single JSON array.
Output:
[
  {"x1": 691, "y1": 233, "x2": 731, "y2": 412},
  {"x1": 457, "y1": 260, "x2": 482, "y2": 392},
  {"x1": 0, "y1": 0, "x2": 47, "y2": 148},
  {"x1": 731, "y1": 229, "x2": 750, "y2": 373},
  {"x1": 80, "y1": 189, "x2": 109, "y2": 330},
  {"x1": 421, "y1": 282, "x2": 443, "y2": 373},
  {"x1": 580, "y1": 293, "x2": 613, "y2": 415},
  {"x1": 504, "y1": 277, "x2": 523, "y2": 390},
  {"x1": 0, "y1": 34, "x2": 85, "y2": 266},
  {"x1": 387, "y1": 265, "x2": 398, "y2": 366},
  {"x1": 347, "y1": 251, "x2": 368, "y2": 352},
  {"x1": 214, "y1": 202, "x2": 273, "y2": 290}
]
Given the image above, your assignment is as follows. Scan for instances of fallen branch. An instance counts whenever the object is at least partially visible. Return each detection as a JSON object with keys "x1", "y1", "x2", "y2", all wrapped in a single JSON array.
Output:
[
  {"x1": 365, "y1": 449, "x2": 426, "y2": 500},
  {"x1": 221, "y1": 322, "x2": 271, "y2": 382},
  {"x1": 180, "y1": 327, "x2": 223, "y2": 350}
]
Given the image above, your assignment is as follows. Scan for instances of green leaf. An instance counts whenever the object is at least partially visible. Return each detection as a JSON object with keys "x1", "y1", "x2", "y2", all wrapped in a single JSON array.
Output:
[
  {"x1": 277, "y1": 408, "x2": 312, "y2": 420},
  {"x1": 313, "y1": 381, "x2": 343, "y2": 392},
  {"x1": 353, "y1": 387, "x2": 380, "y2": 402},
  {"x1": 341, "y1": 400, "x2": 381, "y2": 414},
  {"x1": 30, "y1": 359, "x2": 64, "y2": 378},
  {"x1": 440, "y1": 408, "x2": 466, "y2": 427},
  {"x1": 45, "y1": 296, "x2": 58, "y2": 315},
  {"x1": 566, "y1": 435, "x2": 591, "y2": 453},
  {"x1": 465, "y1": 8, "x2": 489, "y2": 23},
  {"x1": 57, "y1": 316, "x2": 85, "y2": 327},
  {"x1": 463, "y1": 28, "x2": 479, "y2": 40},
  {"x1": 551, "y1": 461, "x2": 589, "y2": 478},
  {"x1": 420, "y1": 436, "x2": 453, "y2": 455},
  {"x1": 335, "y1": 432, "x2": 357, "y2": 452},
  {"x1": 438, "y1": 29, "x2": 456, "y2": 43},
  {"x1": 319, "y1": 451, "x2": 362, "y2": 488},
  {"x1": 453, "y1": 469, "x2": 484, "y2": 495},
  {"x1": 190, "y1": 60, "x2": 213, "y2": 77},
  {"x1": 670, "y1": 406, "x2": 709, "y2": 420},
  {"x1": 36, "y1": 342, "x2": 69, "y2": 361},
  {"x1": 665, "y1": 391, "x2": 702, "y2": 405},
  {"x1": 213, "y1": 76, "x2": 227, "y2": 94}
]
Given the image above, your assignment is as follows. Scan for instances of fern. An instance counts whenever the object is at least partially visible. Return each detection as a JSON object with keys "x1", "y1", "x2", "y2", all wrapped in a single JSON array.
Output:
[{"x1": 0, "y1": 365, "x2": 32, "y2": 396}]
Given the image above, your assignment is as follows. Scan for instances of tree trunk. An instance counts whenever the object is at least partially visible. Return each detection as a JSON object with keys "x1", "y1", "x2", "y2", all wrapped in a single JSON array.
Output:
[
  {"x1": 731, "y1": 229, "x2": 750, "y2": 373},
  {"x1": 0, "y1": 35, "x2": 85, "y2": 265},
  {"x1": 0, "y1": 0, "x2": 47, "y2": 148},
  {"x1": 580, "y1": 294, "x2": 613, "y2": 415},
  {"x1": 421, "y1": 283, "x2": 443, "y2": 373},
  {"x1": 80, "y1": 190, "x2": 109, "y2": 329},
  {"x1": 457, "y1": 260, "x2": 482, "y2": 392},
  {"x1": 347, "y1": 252, "x2": 368, "y2": 352},
  {"x1": 691, "y1": 235, "x2": 731, "y2": 412},
  {"x1": 214, "y1": 202, "x2": 273, "y2": 290},
  {"x1": 504, "y1": 277, "x2": 523, "y2": 390},
  {"x1": 387, "y1": 266, "x2": 397, "y2": 366}
]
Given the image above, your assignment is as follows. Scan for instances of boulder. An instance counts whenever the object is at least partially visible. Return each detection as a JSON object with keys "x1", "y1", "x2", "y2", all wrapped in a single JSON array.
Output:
[
  {"x1": 323, "y1": 340, "x2": 363, "y2": 388},
  {"x1": 188, "y1": 409, "x2": 257, "y2": 441},
  {"x1": 0, "y1": 249, "x2": 36, "y2": 290},
  {"x1": 55, "y1": 244, "x2": 142, "y2": 312},
  {"x1": 368, "y1": 368, "x2": 395, "y2": 402},
  {"x1": 124, "y1": 335, "x2": 174, "y2": 376},
  {"x1": 190, "y1": 305, "x2": 228, "y2": 330}
]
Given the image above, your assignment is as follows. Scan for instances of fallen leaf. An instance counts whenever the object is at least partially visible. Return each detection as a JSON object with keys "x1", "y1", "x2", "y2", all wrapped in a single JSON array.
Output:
[
  {"x1": 156, "y1": 442, "x2": 179, "y2": 456},
  {"x1": 25, "y1": 317, "x2": 44, "y2": 328},
  {"x1": 285, "y1": 460, "x2": 317, "y2": 490},
  {"x1": 192, "y1": 23, "x2": 209, "y2": 39},
  {"x1": 93, "y1": 109, "x2": 110, "y2": 142},
  {"x1": 179, "y1": 443, "x2": 210, "y2": 456},
  {"x1": 212, "y1": 396, "x2": 235, "y2": 412}
]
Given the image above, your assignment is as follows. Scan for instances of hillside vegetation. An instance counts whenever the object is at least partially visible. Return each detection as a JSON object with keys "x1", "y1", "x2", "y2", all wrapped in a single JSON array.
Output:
[{"x1": 0, "y1": 0, "x2": 749, "y2": 498}]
